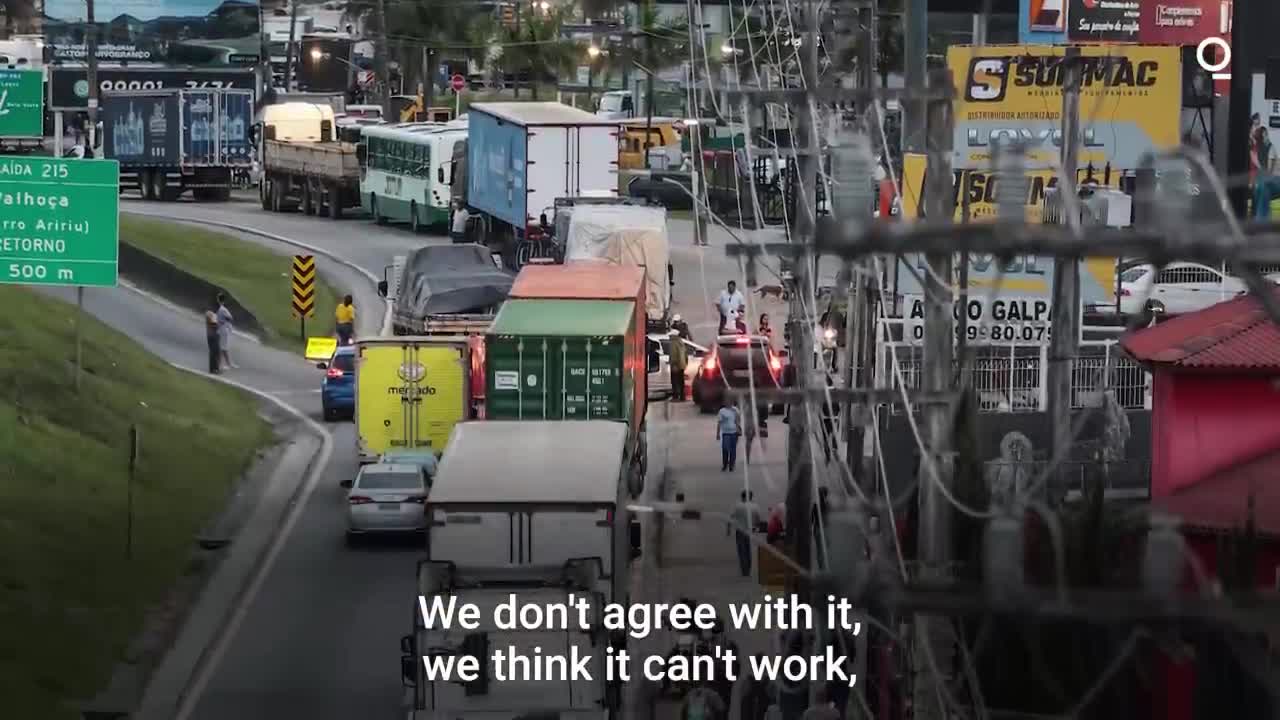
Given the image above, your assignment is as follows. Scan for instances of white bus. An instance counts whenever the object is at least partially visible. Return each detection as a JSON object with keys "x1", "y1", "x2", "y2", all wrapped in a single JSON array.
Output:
[{"x1": 360, "y1": 122, "x2": 466, "y2": 232}]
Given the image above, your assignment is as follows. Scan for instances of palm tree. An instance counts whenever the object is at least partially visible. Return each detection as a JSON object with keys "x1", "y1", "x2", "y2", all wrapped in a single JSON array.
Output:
[
  {"x1": 345, "y1": 0, "x2": 493, "y2": 111},
  {"x1": 493, "y1": 5, "x2": 581, "y2": 101},
  {"x1": 608, "y1": 1, "x2": 688, "y2": 118}
]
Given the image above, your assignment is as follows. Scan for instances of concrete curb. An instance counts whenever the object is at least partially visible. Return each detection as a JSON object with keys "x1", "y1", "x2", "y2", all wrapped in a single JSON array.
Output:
[
  {"x1": 133, "y1": 367, "x2": 334, "y2": 720},
  {"x1": 122, "y1": 209, "x2": 394, "y2": 337}
]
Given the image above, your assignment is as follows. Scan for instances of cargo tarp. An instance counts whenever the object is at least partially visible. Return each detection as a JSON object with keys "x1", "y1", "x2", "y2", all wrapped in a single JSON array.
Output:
[{"x1": 563, "y1": 205, "x2": 670, "y2": 322}]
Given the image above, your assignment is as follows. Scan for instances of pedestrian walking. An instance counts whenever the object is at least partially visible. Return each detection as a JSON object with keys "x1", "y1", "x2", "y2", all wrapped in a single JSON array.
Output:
[
  {"x1": 728, "y1": 490, "x2": 761, "y2": 577},
  {"x1": 216, "y1": 293, "x2": 236, "y2": 369},
  {"x1": 1254, "y1": 125, "x2": 1280, "y2": 218},
  {"x1": 669, "y1": 329, "x2": 689, "y2": 401},
  {"x1": 682, "y1": 681, "x2": 727, "y2": 720},
  {"x1": 717, "y1": 398, "x2": 741, "y2": 472},
  {"x1": 204, "y1": 300, "x2": 221, "y2": 375},
  {"x1": 715, "y1": 281, "x2": 745, "y2": 334},
  {"x1": 335, "y1": 295, "x2": 356, "y2": 345}
]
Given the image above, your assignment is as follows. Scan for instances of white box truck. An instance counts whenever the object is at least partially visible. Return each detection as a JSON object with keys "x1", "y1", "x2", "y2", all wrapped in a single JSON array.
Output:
[
  {"x1": 460, "y1": 102, "x2": 619, "y2": 264},
  {"x1": 400, "y1": 420, "x2": 641, "y2": 720}
]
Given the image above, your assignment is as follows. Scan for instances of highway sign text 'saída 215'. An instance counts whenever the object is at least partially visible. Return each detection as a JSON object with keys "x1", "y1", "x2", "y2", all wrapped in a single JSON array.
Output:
[{"x1": 0, "y1": 158, "x2": 120, "y2": 288}]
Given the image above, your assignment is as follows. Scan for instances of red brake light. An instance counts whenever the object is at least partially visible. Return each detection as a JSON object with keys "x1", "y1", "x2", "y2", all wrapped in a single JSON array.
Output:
[
  {"x1": 327, "y1": 367, "x2": 344, "y2": 379},
  {"x1": 735, "y1": 336, "x2": 751, "y2": 344},
  {"x1": 348, "y1": 495, "x2": 373, "y2": 505},
  {"x1": 769, "y1": 355, "x2": 782, "y2": 372},
  {"x1": 703, "y1": 353, "x2": 717, "y2": 373}
]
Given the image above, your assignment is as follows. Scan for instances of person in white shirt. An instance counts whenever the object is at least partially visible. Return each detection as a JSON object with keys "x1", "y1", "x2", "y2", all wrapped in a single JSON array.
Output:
[{"x1": 715, "y1": 281, "x2": 745, "y2": 333}]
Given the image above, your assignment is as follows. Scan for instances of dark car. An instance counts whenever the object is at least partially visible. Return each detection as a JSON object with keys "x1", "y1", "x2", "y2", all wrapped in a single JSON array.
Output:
[
  {"x1": 318, "y1": 345, "x2": 356, "y2": 421},
  {"x1": 691, "y1": 335, "x2": 783, "y2": 414}
]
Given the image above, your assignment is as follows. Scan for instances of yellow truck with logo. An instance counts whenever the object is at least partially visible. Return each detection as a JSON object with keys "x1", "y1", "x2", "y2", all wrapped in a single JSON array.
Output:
[{"x1": 355, "y1": 337, "x2": 472, "y2": 464}]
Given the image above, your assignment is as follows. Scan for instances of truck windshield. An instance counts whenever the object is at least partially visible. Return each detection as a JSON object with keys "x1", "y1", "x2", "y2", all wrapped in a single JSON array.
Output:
[{"x1": 599, "y1": 95, "x2": 623, "y2": 113}]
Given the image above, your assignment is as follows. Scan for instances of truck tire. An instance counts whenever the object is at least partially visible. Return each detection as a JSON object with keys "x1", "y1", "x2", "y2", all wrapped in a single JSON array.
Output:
[
  {"x1": 302, "y1": 180, "x2": 315, "y2": 216},
  {"x1": 370, "y1": 194, "x2": 385, "y2": 224},
  {"x1": 215, "y1": 187, "x2": 231, "y2": 202},
  {"x1": 410, "y1": 201, "x2": 421, "y2": 233},
  {"x1": 151, "y1": 172, "x2": 168, "y2": 202},
  {"x1": 270, "y1": 179, "x2": 284, "y2": 212},
  {"x1": 328, "y1": 183, "x2": 343, "y2": 219},
  {"x1": 259, "y1": 178, "x2": 271, "y2": 210},
  {"x1": 142, "y1": 170, "x2": 156, "y2": 201}
]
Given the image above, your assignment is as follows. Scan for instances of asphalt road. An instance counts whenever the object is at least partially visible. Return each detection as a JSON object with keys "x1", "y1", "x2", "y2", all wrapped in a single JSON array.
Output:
[{"x1": 99, "y1": 195, "x2": 807, "y2": 718}]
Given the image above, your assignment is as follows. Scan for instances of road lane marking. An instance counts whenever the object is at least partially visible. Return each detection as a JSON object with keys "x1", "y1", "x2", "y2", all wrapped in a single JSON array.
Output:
[{"x1": 167, "y1": 369, "x2": 334, "y2": 720}]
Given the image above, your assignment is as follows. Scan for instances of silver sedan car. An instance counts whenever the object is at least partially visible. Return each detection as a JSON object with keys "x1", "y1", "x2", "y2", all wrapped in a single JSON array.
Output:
[{"x1": 345, "y1": 463, "x2": 429, "y2": 541}]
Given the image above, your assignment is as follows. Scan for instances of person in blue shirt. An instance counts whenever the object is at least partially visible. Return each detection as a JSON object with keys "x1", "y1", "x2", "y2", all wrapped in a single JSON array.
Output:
[{"x1": 716, "y1": 398, "x2": 741, "y2": 472}]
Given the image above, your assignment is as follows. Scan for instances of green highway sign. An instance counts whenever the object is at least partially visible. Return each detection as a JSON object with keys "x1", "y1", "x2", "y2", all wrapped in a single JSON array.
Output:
[
  {"x1": 0, "y1": 158, "x2": 119, "y2": 287},
  {"x1": 0, "y1": 69, "x2": 44, "y2": 137}
]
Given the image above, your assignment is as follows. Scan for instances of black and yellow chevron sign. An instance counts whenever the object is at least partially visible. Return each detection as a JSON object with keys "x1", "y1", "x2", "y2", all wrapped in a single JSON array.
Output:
[{"x1": 291, "y1": 255, "x2": 316, "y2": 319}]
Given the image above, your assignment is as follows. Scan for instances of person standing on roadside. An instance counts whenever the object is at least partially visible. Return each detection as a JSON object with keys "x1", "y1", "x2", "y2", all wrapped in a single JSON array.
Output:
[
  {"x1": 758, "y1": 313, "x2": 774, "y2": 346},
  {"x1": 204, "y1": 299, "x2": 222, "y2": 374},
  {"x1": 335, "y1": 295, "x2": 356, "y2": 345},
  {"x1": 717, "y1": 397, "x2": 741, "y2": 472},
  {"x1": 216, "y1": 293, "x2": 236, "y2": 370},
  {"x1": 1254, "y1": 125, "x2": 1280, "y2": 218},
  {"x1": 669, "y1": 329, "x2": 688, "y2": 401},
  {"x1": 715, "y1": 280, "x2": 745, "y2": 334},
  {"x1": 728, "y1": 490, "x2": 761, "y2": 577}
]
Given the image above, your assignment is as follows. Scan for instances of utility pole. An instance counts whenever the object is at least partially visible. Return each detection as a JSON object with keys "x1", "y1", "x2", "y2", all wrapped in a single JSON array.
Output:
[
  {"x1": 785, "y1": 0, "x2": 821, "y2": 595},
  {"x1": 902, "y1": 0, "x2": 927, "y2": 153},
  {"x1": 1048, "y1": 47, "x2": 1082, "y2": 476},
  {"x1": 78, "y1": 0, "x2": 99, "y2": 394},
  {"x1": 911, "y1": 66, "x2": 956, "y2": 720},
  {"x1": 375, "y1": 0, "x2": 391, "y2": 119},
  {"x1": 1226, "y1": 0, "x2": 1251, "y2": 217},
  {"x1": 285, "y1": 0, "x2": 299, "y2": 93},
  {"x1": 686, "y1": 0, "x2": 707, "y2": 246}
]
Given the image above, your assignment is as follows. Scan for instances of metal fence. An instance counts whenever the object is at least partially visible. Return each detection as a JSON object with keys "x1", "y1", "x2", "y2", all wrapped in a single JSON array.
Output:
[{"x1": 877, "y1": 330, "x2": 1151, "y2": 413}]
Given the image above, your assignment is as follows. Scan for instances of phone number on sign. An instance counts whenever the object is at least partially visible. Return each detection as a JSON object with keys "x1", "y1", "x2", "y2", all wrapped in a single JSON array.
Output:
[{"x1": 909, "y1": 323, "x2": 1051, "y2": 344}]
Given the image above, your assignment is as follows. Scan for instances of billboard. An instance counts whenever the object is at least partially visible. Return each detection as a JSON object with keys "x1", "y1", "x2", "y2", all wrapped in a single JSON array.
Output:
[
  {"x1": 1028, "y1": 0, "x2": 1068, "y2": 33},
  {"x1": 898, "y1": 153, "x2": 1119, "y2": 308},
  {"x1": 948, "y1": 44, "x2": 1182, "y2": 171},
  {"x1": 1139, "y1": 0, "x2": 1232, "y2": 45},
  {"x1": 43, "y1": 0, "x2": 260, "y2": 67},
  {"x1": 50, "y1": 67, "x2": 257, "y2": 111},
  {"x1": 1067, "y1": 0, "x2": 1140, "y2": 42}
]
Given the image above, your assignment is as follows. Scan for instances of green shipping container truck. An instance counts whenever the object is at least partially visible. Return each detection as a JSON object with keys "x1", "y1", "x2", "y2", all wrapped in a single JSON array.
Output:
[{"x1": 485, "y1": 298, "x2": 647, "y2": 496}]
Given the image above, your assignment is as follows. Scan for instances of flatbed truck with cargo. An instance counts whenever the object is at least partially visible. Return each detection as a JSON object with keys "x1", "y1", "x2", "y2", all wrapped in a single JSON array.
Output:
[{"x1": 259, "y1": 102, "x2": 363, "y2": 218}]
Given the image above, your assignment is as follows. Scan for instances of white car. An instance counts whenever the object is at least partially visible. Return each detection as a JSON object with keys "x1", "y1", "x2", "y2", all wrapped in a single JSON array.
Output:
[
  {"x1": 1117, "y1": 262, "x2": 1249, "y2": 317},
  {"x1": 345, "y1": 463, "x2": 428, "y2": 541},
  {"x1": 647, "y1": 333, "x2": 708, "y2": 399}
]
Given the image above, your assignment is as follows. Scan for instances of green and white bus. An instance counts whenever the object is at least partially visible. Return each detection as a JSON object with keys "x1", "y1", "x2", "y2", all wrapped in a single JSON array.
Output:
[{"x1": 360, "y1": 122, "x2": 467, "y2": 232}]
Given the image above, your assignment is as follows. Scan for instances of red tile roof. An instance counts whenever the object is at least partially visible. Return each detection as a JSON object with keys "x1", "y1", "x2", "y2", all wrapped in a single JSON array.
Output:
[{"x1": 1121, "y1": 292, "x2": 1280, "y2": 373}]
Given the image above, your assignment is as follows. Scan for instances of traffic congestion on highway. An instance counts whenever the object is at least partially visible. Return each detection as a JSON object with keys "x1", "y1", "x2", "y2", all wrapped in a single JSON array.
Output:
[{"x1": 13, "y1": 0, "x2": 1280, "y2": 717}]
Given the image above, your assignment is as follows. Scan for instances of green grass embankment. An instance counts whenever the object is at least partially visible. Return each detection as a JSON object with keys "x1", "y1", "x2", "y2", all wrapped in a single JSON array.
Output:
[
  {"x1": 120, "y1": 216, "x2": 340, "y2": 352},
  {"x1": 0, "y1": 287, "x2": 274, "y2": 719}
]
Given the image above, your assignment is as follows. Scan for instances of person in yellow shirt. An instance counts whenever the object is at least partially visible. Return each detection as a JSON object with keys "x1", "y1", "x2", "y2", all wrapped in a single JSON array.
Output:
[{"x1": 335, "y1": 295, "x2": 355, "y2": 345}]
